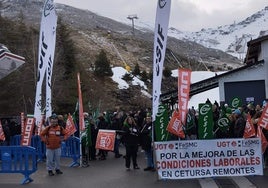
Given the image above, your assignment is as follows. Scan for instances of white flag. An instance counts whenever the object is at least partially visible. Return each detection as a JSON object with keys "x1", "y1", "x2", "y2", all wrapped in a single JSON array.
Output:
[
  {"x1": 152, "y1": 0, "x2": 171, "y2": 121},
  {"x1": 45, "y1": 3, "x2": 57, "y2": 118},
  {"x1": 34, "y1": 0, "x2": 57, "y2": 126}
]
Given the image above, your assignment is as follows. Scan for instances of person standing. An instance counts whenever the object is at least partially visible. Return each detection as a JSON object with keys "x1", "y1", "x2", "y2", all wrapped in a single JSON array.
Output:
[
  {"x1": 40, "y1": 114, "x2": 66, "y2": 176},
  {"x1": 81, "y1": 112, "x2": 92, "y2": 167},
  {"x1": 233, "y1": 109, "x2": 246, "y2": 138},
  {"x1": 140, "y1": 116, "x2": 155, "y2": 171},
  {"x1": 110, "y1": 112, "x2": 123, "y2": 158},
  {"x1": 122, "y1": 116, "x2": 140, "y2": 170}
]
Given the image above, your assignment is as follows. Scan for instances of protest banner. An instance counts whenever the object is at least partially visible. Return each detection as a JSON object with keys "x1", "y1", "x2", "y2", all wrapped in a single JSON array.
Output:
[
  {"x1": 154, "y1": 138, "x2": 263, "y2": 179},
  {"x1": 96, "y1": 129, "x2": 116, "y2": 151}
]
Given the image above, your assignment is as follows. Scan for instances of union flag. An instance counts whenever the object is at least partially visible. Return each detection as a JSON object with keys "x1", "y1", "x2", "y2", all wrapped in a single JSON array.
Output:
[
  {"x1": 243, "y1": 114, "x2": 256, "y2": 138},
  {"x1": 166, "y1": 110, "x2": 185, "y2": 139},
  {"x1": 0, "y1": 121, "x2": 5, "y2": 141},
  {"x1": 257, "y1": 126, "x2": 268, "y2": 154}
]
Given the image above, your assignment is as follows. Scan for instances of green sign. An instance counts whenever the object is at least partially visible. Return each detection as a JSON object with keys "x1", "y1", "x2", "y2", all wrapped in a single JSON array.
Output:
[
  {"x1": 154, "y1": 104, "x2": 169, "y2": 141},
  {"x1": 230, "y1": 97, "x2": 242, "y2": 109},
  {"x1": 198, "y1": 103, "x2": 214, "y2": 139},
  {"x1": 217, "y1": 115, "x2": 230, "y2": 132}
]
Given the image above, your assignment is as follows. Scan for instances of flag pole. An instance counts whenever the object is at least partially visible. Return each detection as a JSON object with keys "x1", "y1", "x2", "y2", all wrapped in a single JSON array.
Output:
[{"x1": 77, "y1": 72, "x2": 86, "y2": 167}]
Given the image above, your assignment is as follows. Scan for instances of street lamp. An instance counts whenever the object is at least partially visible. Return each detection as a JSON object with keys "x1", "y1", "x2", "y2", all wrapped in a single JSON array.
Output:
[{"x1": 127, "y1": 14, "x2": 138, "y2": 35}]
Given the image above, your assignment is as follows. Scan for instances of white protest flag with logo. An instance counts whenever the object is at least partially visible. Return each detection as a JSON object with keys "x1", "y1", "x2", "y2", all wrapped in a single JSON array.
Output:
[
  {"x1": 45, "y1": 1, "x2": 57, "y2": 118},
  {"x1": 152, "y1": 0, "x2": 171, "y2": 122},
  {"x1": 34, "y1": 0, "x2": 57, "y2": 128}
]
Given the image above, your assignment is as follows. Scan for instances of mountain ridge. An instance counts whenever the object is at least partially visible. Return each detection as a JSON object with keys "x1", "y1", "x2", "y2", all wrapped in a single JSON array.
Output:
[
  {"x1": 0, "y1": 0, "x2": 255, "y2": 115},
  {"x1": 168, "y1": 6, "x2": 268, "y2": 60}
]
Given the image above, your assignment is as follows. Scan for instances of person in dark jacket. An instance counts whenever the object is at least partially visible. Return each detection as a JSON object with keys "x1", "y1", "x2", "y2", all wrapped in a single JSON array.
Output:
[
  {"x1": 232, "y1": 109, "x2": 246, "y2": 138},
  {"x1": 122, "y1": 116, "x2": 140, "y2": 170},
  {"x1": 110, "y1": 112, "x2": 123, "y2": 158},
  {"x1": 140, "y1": 116, "x2": 155, "y2": 171}
]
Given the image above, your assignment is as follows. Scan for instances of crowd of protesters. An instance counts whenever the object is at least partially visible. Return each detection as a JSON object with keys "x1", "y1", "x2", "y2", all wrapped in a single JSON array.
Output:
[
  {"x1": 79, "y1": 108, "x2": 154, "y2": 171},
  {"x1": 182, "y1": 99, "x2": 268, "y2": 167},
  {"x1": 1, "y1": 98, "x2": 268, "y2": 173}
]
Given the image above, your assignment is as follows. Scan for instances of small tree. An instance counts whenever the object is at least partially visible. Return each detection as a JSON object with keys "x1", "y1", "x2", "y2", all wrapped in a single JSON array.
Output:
[
  {"x1": 132, "y1": 63, "x2": 140, "y2": 76},
  {"x1": 140, "y1": 70, "x2": 148, "y2": 82},
  {"x1": 148, "y1": 71, "x2": 153, "y2": 82},
  {"x1": 94, "y1": 49, "x2": 113, "y2": 77},
  {"x1": 163, "y1": 67, "x2": 172, "y2": 78},
  {"x1": 122, "y1": 72, "x2": 133, "y2": 82},
  {"x1": 57, "y1": 18, "x2": 76, "y2": 79}
]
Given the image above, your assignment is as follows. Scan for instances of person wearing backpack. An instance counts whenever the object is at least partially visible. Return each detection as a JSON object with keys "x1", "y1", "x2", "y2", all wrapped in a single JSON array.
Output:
[{"x1": 40, "y1": 114, "x2": 67, "y2": 176}]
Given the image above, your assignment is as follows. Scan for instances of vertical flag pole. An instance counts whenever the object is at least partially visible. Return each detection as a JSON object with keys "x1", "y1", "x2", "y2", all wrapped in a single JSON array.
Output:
[{"x1": 77, "y1": 73, "x2": 85, "y2": 166}]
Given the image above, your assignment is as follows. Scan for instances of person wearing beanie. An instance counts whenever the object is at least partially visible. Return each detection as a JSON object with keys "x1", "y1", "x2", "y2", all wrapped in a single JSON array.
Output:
[
  {"x1": 140, "y1": 116, "x2": 155, "y2": 172},
  {"x1": 232, "y1": 108, "x2": 246, "y2": 138}
]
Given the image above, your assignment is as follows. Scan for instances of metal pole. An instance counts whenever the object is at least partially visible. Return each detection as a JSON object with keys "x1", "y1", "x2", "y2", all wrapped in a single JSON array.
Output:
[{"x1": 127, "y1": 14, "x2": 138, "y2": 35}]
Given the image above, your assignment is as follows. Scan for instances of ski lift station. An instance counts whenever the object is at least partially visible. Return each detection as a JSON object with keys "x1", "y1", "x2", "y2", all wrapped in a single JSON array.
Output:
[{"x1": 161, "y1": 34, "x2": 268, "y2": 107}]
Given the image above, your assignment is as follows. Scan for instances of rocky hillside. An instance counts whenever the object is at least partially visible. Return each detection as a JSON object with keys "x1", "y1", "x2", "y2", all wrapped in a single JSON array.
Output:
[{"x1": 0, "y1": 0, "x2": 241, "y2": 115}]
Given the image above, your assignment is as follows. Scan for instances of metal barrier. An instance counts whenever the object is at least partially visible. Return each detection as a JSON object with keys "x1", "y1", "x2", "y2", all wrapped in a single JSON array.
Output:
[
  {"x1": 10, "y1": 135, "x2": 45, "y2": 162},
  {"x1": 61, "y1": 136, "x2": 80, "y2": 167},
  {"x1": 0, "y1": 146, "x2": 37, "y2": 184},
  {"x1": 10, "y1": 135, "x2": 81, "y2": 167}
]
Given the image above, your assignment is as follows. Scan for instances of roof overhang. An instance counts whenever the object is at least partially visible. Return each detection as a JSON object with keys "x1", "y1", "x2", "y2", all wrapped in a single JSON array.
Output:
[{"x1": 0, "y1": 50, "x2": 26, "y2": 79}]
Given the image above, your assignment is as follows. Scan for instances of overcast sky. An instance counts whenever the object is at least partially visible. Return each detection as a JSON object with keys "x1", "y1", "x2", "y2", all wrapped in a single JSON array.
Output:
[{"x1": 54, "y1": 0, "x2": 267, "y2": 31}]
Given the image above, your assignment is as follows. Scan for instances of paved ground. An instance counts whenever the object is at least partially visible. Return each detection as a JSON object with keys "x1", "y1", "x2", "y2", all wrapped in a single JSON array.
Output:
[{"x1": 0, "y1": 146, "x2": 268, "y2": 188}]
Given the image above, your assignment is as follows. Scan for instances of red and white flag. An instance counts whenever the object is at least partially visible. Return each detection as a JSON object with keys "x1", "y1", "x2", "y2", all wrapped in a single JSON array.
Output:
[
  {"x1": 77, "y1": 73, "x2": 85, "y2": 131},
  {"x1": 166, "y1": 110, "x2": 185, "y2": 138},
  {"x1": 243, "y1": 114, "x2": 256, "y2": 138},
  {"x1": 0, "y1": 121, "x2": 5, "y2": 141},
  {"x1": 65, "y1": 114, "x2": 77, "y2": 139},
  {"x1": 36, "y1": 114, "x2": 45, "y2": 135},
  {"x1": 178, "y1": 69, "x2": 191, "y2": 125},
  {"x1": 21, "y1": 117, "x2": 35, "y2": 146},
  {"x1": 257, "y1": 126, "x2": 268, "y2": 154},
  {"x1": 95, "y1": 129, "x2": 116, "y2": 151},
  {"x1": 257, "y1": 104, "x2": 268, "y2": 130}
]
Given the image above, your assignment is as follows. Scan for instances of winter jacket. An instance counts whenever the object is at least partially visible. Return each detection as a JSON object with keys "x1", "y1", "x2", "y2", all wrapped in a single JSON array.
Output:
[
  {"x1": 122, "y1": 122, "x2": 140, "y2": 146},
  {"x1": 140, "y1": 122, "x2": 152, "y2": 150},
  {"x1": 40, "y1": 125, "x2": 66, "y2": 149}
]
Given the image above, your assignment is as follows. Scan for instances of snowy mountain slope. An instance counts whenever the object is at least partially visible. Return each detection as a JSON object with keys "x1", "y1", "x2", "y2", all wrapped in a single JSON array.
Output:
[{"x1": 168, "y1": 6, "x2": 268, "y2": 60}]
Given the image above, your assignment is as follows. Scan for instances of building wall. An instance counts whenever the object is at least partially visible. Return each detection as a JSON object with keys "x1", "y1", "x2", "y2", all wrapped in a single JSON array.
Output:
[
  {"x1": 218, "y1": 39, "x2": 268, "y2": 105},
  {"x1": 260, "y1": 40, "x2": 268, "y2": 97},
  {"x1": 224, "y1": 80, "x2": 265, "y2": 106},
  {"x1": 218, "y1": 63, "x2": 265, "y2": 103}
]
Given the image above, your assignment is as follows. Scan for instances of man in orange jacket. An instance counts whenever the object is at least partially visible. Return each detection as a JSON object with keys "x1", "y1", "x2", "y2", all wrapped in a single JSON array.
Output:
[{"x1": 40, "y1": 114, "x2": 67, "y2": 176}]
